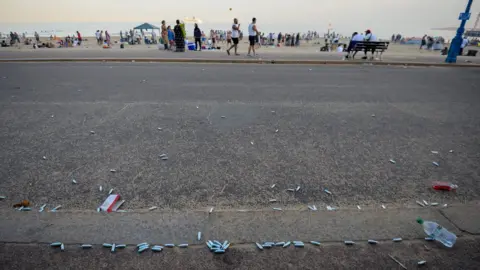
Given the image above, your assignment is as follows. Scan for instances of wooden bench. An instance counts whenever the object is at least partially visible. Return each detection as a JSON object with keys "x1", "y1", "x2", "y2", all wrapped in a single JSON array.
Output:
[{"x1": 351, "y1": 41, "x2": 390, "y2": 60}]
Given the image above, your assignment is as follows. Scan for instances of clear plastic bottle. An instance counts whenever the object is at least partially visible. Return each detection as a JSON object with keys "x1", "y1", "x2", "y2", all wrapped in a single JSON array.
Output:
[{"x1": 417, "y1": 217, "x2": 457, "y2": 248}]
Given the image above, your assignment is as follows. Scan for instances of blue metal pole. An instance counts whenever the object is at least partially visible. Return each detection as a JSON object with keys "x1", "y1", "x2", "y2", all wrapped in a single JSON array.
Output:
[{"x1": 446, "y1": 0, "x2": 474, "y2": 63}]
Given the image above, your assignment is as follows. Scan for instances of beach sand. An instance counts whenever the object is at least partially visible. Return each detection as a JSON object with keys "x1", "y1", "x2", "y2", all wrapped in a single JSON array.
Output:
[{"x1": 1, "y1": 36, "x2": 458, "y2": 58}]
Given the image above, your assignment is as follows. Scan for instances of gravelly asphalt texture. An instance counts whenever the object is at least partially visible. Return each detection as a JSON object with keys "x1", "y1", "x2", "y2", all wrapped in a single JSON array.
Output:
[
  {"x1": 1, "y1": 239, "x2": 480, "y2": 270},
  {"x1": 0, "y1": 63, "x2": 479, "y2": 210}
]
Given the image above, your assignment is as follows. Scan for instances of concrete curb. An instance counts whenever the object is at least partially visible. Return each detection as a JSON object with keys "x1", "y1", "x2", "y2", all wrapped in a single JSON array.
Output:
[
  {"x1": 0, "y1": 58, "x2": 479, "y2": 67},
  {"x1": 0, "y1": 207, "x2": 467, "y2": 245}
]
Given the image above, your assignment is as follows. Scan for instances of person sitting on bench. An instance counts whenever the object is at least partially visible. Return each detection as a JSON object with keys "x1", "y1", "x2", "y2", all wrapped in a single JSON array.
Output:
[
  {"x1": 362, "y1": 29, "x2": 377, "y2": 59},
  {"x1": 345, "y1": 32, "x2": 364, "y2": 58}
]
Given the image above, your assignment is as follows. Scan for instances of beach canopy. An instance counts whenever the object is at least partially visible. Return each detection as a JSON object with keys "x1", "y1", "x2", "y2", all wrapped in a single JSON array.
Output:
[{"x1": 134, "y1": 23, "x2": 160, "y2": 30}]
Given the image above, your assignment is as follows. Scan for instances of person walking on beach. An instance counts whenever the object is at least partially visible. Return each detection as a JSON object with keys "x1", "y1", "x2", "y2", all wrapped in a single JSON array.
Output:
[
  {"x1": 247, "y1": 17, "x2": 259, "y2": 57},
  {"x1": 34, "y1": 31, "x2": 40, "y2": 43},
  {"x1": 100, "y1": 31, "x2": 104, "y2": 45},
  {"x1": 226, "y1": 18, "x2": 240, "y2": 56},
  {"x1": 420, "y1": 35, "x2": 427, "y2": 49},
  {"x1": 174, "y1": 20, "x2": 185, "y2": 52},
  {"x1": 161, "y1": 20, "x2": 168, "y2": 50},
  {"x1": 194, "y1": 23, "x2": 202, "y2": 51}
]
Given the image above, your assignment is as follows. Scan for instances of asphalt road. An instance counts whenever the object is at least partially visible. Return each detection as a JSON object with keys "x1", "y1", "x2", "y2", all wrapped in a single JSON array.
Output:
[
  {"x1": 2, "y1": 238, "x2": 480, "y2": 270},
  {"x1": 0, "y1": 63, "x2": 479, "y2": 211}
]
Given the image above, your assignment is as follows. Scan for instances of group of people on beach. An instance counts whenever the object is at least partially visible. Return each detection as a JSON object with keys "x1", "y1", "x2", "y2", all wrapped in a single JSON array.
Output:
[{"x1": 95, "y1": 30, "x2": 110, "y2": 47}]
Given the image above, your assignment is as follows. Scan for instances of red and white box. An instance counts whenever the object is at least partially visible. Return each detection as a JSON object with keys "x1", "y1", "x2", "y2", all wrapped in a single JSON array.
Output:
[{"x1": 99, "y1": 194, "x2": 120, "y2": 212}]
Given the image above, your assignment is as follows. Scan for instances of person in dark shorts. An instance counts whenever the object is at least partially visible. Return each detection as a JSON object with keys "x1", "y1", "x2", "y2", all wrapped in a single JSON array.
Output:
[
  {"x1": 247, "y1": 17, "x2": 259, "y2": 56},
  {"x1": 226, "y1": 18, "x2": 241, "y2": 55}
]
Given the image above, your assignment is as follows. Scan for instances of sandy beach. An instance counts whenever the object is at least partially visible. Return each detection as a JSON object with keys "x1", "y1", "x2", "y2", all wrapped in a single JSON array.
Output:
[{"x1": 2, "y1": 35, "x2": 468, "y2": 58}]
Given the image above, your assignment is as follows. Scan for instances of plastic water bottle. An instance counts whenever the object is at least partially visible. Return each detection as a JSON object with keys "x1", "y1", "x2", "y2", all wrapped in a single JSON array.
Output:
[{"x1": 417, "y1": 217, "x2": 457, "y2": 248}]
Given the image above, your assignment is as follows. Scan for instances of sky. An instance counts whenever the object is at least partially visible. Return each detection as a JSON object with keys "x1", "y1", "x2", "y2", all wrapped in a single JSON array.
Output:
[{"x1": 1, "y1": 0, "x2": 479, "y2": 37}]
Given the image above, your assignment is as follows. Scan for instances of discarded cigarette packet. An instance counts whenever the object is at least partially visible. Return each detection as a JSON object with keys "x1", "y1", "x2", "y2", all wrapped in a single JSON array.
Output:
[
  {"x1": 99, "y1": 194, "x2": 121, "y2": 212},
  {"x1": 112, "y1": 200, "x2": 125, "y2": 212}
]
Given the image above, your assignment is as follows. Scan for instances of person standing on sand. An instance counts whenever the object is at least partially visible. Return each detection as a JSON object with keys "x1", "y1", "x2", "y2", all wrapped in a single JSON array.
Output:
[
  {"x1": 226, "y1": 18, "x2": 240, "y2": 56},
  {"x1": 34, "y1": 31, "x2": 40, "y2": 43},
  {"x1": 194, "y1": 23, "x2": 202, "y2": 51},
  {"x1": 226, "y1": 30, "x2": 232, "y2": 46},
  {"x1": 459, "y1": 36, "x2": 468, "y2": 55},
  {"x1": 161, "y1": 21, "x2": 168, "y2": 50},
  {"x1": 76, "y1": 31, "x2": 82, "y2": 45},
  {"x1": 247, "y1": 18, "x2": 259, "y2": 57},
  {"x1": 95, "y1": 30, "x2": 100, "y2": 45},
  {"x1": 100, "y1": 31, "x2": 104, "y2": 45},
  {"x1": 167, "y1": 26, "x2": 174, "y2": 50},
  {"x1": 210, "y1": 30, "x2": 216, "y2": 48},
  {"x1": 105, "y1": 31, "x2": 110, "y2": 46},
  {"x1": 174, "y1": 20, "x2": 185, "y2": 52}
]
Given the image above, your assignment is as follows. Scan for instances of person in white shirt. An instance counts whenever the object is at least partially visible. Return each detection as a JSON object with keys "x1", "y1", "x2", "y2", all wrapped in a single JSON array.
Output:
[
  {"x1": 364, "y1": 30, "x2": 377, "y2": 42},
  {"x1": 247, "y1": 17, "x2": 259, "y2": 57},
  {"x1": 226, "y1": 18, "x2": 241, "y2": 56},
  {"x1": 362, "y1": 29, "x2": 377, "y2": 59},
  {"x1": 459, "y1": 37, "x2": 468, "y2": 55},
  {"x1": 345, "y1": 32, "x2": 363, "y2": 58},
  {"x1": 95, "y1": 30, "x2": 100, "y2": 45}
]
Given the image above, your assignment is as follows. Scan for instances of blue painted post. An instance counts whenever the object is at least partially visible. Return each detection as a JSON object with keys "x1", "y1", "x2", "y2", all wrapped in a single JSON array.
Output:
[{"x1": 446, "y1": 0, "x2": 474, "y2": 63}]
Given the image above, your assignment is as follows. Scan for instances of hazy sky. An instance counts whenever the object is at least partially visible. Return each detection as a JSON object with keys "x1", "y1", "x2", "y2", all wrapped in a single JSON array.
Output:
[{"x1": 1, "y1": 0, "x2": 479, "y2": 36}]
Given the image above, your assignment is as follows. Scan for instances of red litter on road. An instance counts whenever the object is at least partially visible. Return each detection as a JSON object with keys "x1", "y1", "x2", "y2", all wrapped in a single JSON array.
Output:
[
  {"x1": 432, "y1": 181, "x2": 458, "y2": 191},
  {"x1": 100, "y1": 194, "x2": 121, "y2": 212}
]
